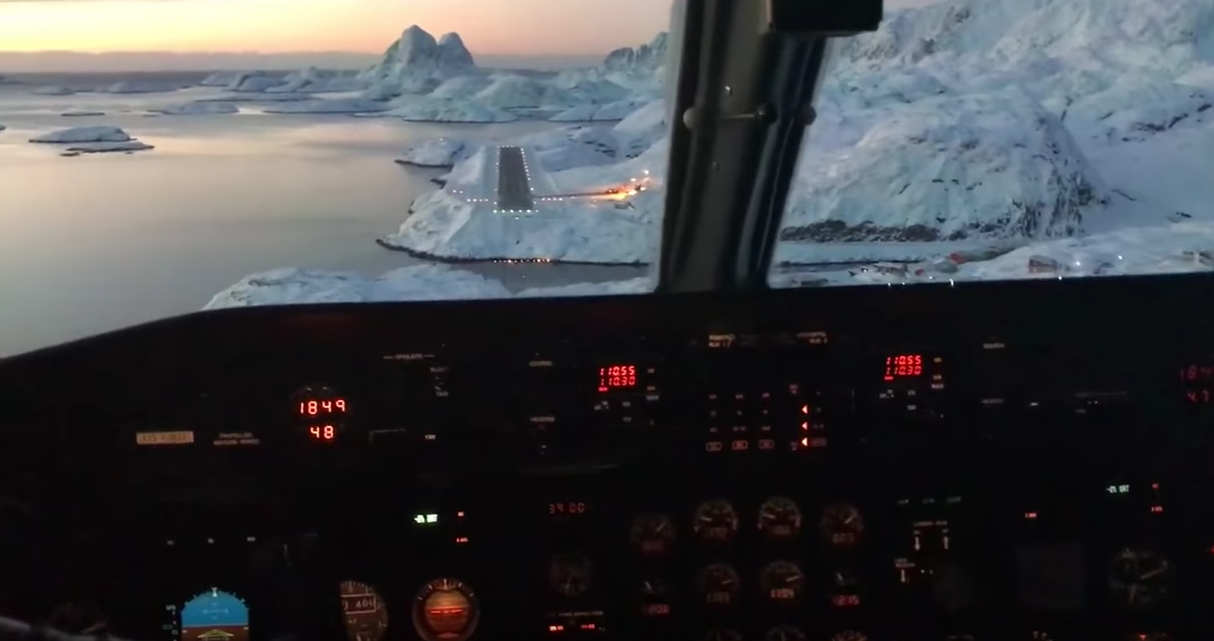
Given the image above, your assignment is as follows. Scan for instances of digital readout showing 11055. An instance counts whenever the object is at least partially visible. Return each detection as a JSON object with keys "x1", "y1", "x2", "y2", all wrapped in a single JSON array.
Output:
[{"x1": 883, "y1": 354, "x2": 924, "y2": 381}]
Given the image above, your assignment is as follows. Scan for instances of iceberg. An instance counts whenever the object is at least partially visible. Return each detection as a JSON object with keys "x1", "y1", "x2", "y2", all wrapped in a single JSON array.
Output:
[
  {"x1": 227, "y1": 72, "x2": 284, "y2": 93},
  {"x1": 64, "y1": 141, "x2": 154, "y2": 154},
  {"x1": 29, "y1": 126, "x2": 131, "y2": 143},
  {"x1": 204, "y1": 265, "x2": 511, "y2": 309},
  {"x1": 199, "y1": 71, "x2": 244, "y2": 87},
  {"x1": 267, "y1": 67, "x2": 368, "y2": 93},
  {"x1": 150, "y1": 102, "x2": 239, "y2": 115},
  {"x1": 32, "y1": 86, "x2": 74, "y2": 96},
  {"x1": 103, "y1": 79, "x2": 169, "y2": 93}
]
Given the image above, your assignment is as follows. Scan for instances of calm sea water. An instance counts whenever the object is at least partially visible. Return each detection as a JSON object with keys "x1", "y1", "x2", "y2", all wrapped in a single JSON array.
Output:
[{"x1": 0, "y1": 79, "x2": 641, "y2": 356}]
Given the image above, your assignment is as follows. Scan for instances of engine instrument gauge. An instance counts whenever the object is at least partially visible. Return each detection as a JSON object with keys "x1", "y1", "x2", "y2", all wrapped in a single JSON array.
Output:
[
  {"x1": 828, "y1": 568, "x2": 862, "y2": 608},
  {"x1": 693, "y1": 500, "x2": 739, "y2": 543},
  {"x1": 630, "y1": 513, "x2": 676, "y2": 556},
  {"x1": 697, "y1": 563, "x2": 740, "y2": 606},
  {"x1": 1108, "y1": 547, "x2": 1173, "y2": 609},
  {"x1": 412, "y1": 578, "x2": 479, "y2": 641},
  {"x1": 549, "y1": 553, "x2": 594, "y2": 598},
  {"x1": 339, "y1": 580, "x2": 389, "y2": 641},
  {"x1": 820, "y1": 503, "x2": 865, "y2": 548},
  {"x1": 639, "y1": 578, "x2": 672, "y2": 617},
  {"x1": 831, "y1": 631, "x2": 868, "y2": 641},
  {"x1": 757, "y1": 497, "x2": 802, "y2": 541},
  {"x1": 765, "y1": 626, "x2": 806, "y2": 641},
  {"x1": 759, "y1": 561, "x2": 805, "y2": 603}
]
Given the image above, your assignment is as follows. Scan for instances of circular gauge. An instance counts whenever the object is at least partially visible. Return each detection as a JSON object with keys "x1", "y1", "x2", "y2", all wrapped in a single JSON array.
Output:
[
  {"x1": 639, "y1": 578, "x2": 672, "y2": 617},
  {"x1": 1127, "y1": 634, "x2": 1172, "y2": 641},
  {"x1": 831, "y1": 631, "x2": 868, "y2": 641},
  {"x1": 758, "y1": 497, "x2": 802, "y2": 541},
  {"x1": 820, "y1": 503, "x2": 865, "y2": 548},
  {"x1": 759, "y1": 561, "x2": 805, "y2": 603},
  {"x1": 765, "y1": 626, "x2": 806, "y2": 641},
  {"x1": 412, "y1": 578, "x2": 480, "y2": 641},
  {"x1": 630, "y1": 513, "x2": 676, "y2": 556},
  {"x1": 1108, "y1": 547, "x2": 1173, "y2": 609},
  {"x1": 705, "y1": 630, "x2": 743, "y2": 641},
  {"x1": 1028, "y1": 633, "x2": 1053, "y2": 641},
  {"x1": 549, "y1": 553, "x2": 593, "y2": 598},
  {"x1": 693, "y1": 500, "x2": 740, "y2": 543},
  {"x1": 697, "y1": 563, "x2": 741, "y2": 606},
  {"x1": 828, "y1": 568, "x2": 862, "y2": 608},
  {"x1": 339, "y1": 580, "x2": 389, "y2": 641}
]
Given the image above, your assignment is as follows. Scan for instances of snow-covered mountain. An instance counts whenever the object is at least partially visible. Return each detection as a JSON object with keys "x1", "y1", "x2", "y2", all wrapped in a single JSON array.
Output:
[
  {"x1": 777, "y1": 0, "x2": 1214, "y2": 253},
  {"x1": 604, "y1": 32, "x2": 669, "y2": 74},
  {"x1": 359, "y1": 25, "x2": 480, "y2": 98}
]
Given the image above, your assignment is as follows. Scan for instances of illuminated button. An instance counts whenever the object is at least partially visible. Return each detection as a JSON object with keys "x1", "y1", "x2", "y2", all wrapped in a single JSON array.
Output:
[
  {"x1": 706, "y1": 441, "x2": 724, "y2": 453},
  {"x1": 730, "y1": 439, "x2": 749, "y2": 451},
  {"x1": 758, "y1": 439, "x2": 775, "y2": 451}
]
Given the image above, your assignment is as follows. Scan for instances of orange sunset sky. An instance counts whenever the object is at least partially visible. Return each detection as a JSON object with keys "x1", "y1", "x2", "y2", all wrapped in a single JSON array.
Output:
[{"x1": 0, "y1": 0, "x2": 674, "y2": 56}]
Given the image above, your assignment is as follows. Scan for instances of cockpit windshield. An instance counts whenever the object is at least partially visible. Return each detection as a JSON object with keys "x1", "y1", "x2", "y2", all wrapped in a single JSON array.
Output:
[
  {"x1": 3, "y1": 0, "x2": 1212, "y2": 355},
  {"x1": 771, "y1": 0, "x2": 1214, "y2": 288},
  {"x1": 0, "y1": 0, "x2": 676, "y2": 354}
]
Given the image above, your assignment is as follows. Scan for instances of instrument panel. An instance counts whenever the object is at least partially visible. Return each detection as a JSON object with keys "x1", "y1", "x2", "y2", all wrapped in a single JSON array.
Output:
[{"x1": 4, "y1": 274, "x2": 1214, "y2": 641}]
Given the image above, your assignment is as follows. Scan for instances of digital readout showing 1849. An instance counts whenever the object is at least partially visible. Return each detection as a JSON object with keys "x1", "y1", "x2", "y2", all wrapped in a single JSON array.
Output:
[
  {"x1": 597, "y1": 364, "x2": 638, "y2": 393},
  {"x1": 294, "y1": 390, "x2": 348, "y2": 443}
]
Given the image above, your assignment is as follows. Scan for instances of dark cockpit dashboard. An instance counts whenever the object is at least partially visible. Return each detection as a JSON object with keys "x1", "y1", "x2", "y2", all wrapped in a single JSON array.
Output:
[{"x1": 4, "y1": 274, "x2": 1214, "y2": 641}]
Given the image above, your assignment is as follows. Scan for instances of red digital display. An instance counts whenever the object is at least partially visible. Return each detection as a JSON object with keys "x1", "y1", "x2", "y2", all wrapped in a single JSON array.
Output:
[
  {"x1": 308, "y1": 424, "x2": 337, "y2": 442},
  {"x1": 883, "y1": 354, "x2": 924, "y2": 381},
  {"x1": 597, "y1": 364, "x2": 638, "y2": 392},
  {"x1": 548, "y1": 501, "x2": 589, "y2": 516},
  {"x1": 298, "y1": 398, "x2": 348, "y2": 416}
]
